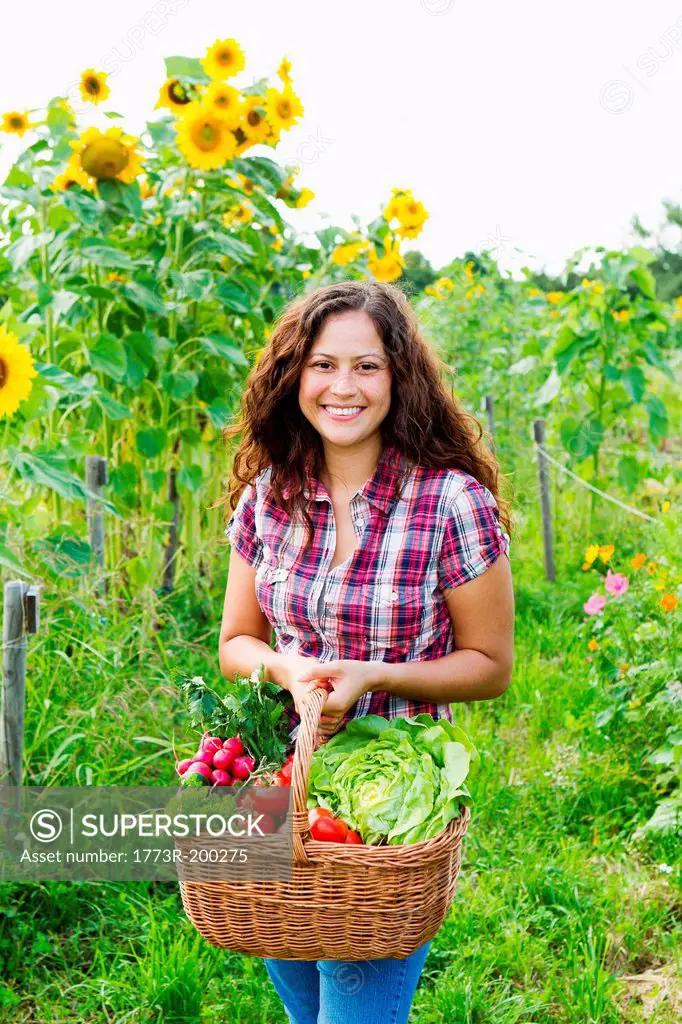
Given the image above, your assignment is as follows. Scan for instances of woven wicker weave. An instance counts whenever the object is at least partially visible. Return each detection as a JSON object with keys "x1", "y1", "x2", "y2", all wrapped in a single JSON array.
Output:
[{"x1": 177, "y1": 686, "x2": 470, "y2": 960}]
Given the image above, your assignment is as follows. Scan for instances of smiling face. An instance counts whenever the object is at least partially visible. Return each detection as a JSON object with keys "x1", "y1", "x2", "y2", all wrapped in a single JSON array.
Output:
[{"x1": 298, "y1": 310, "x2": 392, "y2": 453}]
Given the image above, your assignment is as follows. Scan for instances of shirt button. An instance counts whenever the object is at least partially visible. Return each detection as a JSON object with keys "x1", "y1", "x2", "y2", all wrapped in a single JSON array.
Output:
[{"x1": 391, "y1": 591, "x2": 398, "y2": 602}]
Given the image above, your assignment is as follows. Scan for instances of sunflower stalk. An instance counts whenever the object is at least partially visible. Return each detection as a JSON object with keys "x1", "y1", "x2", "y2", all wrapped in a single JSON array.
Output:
[{"x1": 38, "y1": 196, "x2": 61, "y2": 523}]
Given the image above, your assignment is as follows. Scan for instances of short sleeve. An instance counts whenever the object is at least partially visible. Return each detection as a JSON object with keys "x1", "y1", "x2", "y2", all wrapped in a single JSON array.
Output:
[
  {"x1": 438, "y1": 478, "x2": 510, "y2": 591},
  {"x1": 225, "y1": 483, "x2": 264, "y2": 570}
]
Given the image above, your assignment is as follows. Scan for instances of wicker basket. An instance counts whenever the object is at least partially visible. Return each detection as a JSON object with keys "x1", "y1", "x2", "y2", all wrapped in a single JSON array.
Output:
[{"x1": 177, "y1": 686, "x2": 470, "y2": 960}]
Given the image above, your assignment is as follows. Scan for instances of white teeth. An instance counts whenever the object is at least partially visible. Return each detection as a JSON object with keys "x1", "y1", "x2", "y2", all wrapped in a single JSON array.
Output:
[{"x1": 323, "y1": 406, "x2": 363, "y2": 417}]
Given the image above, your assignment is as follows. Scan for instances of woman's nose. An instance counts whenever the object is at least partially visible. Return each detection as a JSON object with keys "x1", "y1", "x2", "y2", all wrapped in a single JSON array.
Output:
[{"x1": 329, "y1": 372, "x2": 359, "y2": 396}]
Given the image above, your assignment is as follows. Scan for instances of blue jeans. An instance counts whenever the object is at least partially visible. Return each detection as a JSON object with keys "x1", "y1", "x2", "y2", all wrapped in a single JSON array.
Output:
[{"x1": 263, "y1": 940, "x2": 432, "y2": 1024}]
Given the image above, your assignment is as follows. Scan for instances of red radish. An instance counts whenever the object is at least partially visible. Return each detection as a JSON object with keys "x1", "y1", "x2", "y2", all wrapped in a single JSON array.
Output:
[
  {"x1": 185, "y1": 762, "x2": 212, "y2": 780},
  {"x1": 251, "y1": 812, "x2": 276, "y2": 835},
  {"x1": 223, "y1": 736, "x2": 245, "y2": 757},
  {"x1": 210, "y1": 769, "x2": 233, "y2": 787},
  {"x1": 212, "y1": 748, "x2": 234, "y2": 772},
  {"x1": 202, "y1": 736, "x2": 223, "y2": 756},
  {"x1": 345, "y1": 830, "x2": 363, "y2": 845},
  {"x1": 272, "y1": 771, "x2": 290, "y2": 787},
  {"x1": 232, "y1": 755, "x2": 255, "y2": 780},
  {"x1": 176, "y1": 759, "x2": 193, "y2": 776},
  {"x1": 192, "y1": 750, "x2": 214, "y2": 767}
]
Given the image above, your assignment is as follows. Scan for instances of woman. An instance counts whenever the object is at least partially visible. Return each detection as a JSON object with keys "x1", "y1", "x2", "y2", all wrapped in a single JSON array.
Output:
[{"x1": 217, "y1": 279, "x2": 514, "y2": 1024}]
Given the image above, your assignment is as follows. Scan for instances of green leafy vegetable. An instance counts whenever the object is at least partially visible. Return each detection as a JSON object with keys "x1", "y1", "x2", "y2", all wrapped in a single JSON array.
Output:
[
  {"x1": 177, "y1": 663, "x2": 292, "y2": 768},
  {"x1": 307, "y1": 714, "x2": 478, "y2": 845}
]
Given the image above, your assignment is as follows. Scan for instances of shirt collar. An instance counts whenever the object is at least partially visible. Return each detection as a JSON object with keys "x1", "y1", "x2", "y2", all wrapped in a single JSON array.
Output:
[{"x1": 302, "y1": 443, "x2": 406, "y2": 514}]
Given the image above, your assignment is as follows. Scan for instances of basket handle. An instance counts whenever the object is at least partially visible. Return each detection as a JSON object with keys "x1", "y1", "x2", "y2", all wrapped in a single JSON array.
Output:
[{"x1": 290, "y1": 685, "x2": 329, "y2": 866}]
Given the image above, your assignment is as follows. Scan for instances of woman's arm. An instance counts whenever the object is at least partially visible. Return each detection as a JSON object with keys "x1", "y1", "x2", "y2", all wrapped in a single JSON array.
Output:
[
  {"x1": 370, "y1": 554, "x2": 514, "y2": 703},
  {"x1": 218, "y1": 548, "x2": 288, "y2": 687}
]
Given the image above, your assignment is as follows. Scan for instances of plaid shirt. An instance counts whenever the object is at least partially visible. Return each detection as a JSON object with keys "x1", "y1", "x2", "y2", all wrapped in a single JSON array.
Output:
[{"x1": 225, "y1": 443, "x2": 510, "y2": 739}]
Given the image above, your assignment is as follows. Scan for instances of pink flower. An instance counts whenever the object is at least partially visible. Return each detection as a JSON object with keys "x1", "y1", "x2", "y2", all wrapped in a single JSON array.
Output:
[
  {"x1": 584, "y1": 593, "x2": 607, "y2": 615},
  {"x1": 604, "y1": 570, "x2": 629, "y2": 596}
]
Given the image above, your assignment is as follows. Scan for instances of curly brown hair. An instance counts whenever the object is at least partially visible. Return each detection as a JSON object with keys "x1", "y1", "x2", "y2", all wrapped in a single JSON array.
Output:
[{"x1": 216, "y1": 279, "x2": 513, "y2": 548}]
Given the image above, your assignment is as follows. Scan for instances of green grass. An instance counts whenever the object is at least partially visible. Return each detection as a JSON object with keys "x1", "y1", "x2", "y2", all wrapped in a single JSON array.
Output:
[{"x1": 1, "y1": 466, "x2": 680, "y2": 1023}]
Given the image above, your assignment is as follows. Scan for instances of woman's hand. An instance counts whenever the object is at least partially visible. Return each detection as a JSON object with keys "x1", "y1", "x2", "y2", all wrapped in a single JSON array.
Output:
[
  {"x1": 270, "y1": 652, "x2": 332, "y2": 716},
  {"x1": 295, "y1": 660, "x2": 379, "y2": 740}
]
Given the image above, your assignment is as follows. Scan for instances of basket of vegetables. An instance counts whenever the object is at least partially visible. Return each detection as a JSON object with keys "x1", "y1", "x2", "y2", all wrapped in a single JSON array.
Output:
[{"x1": 175, "y1": 669, "x2": 473, "y2": 961}]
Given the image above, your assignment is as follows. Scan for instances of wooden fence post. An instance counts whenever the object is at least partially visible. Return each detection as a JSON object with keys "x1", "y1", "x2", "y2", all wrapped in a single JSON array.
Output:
[
  {"x1": 86, "y1": 455, "x2": 108, "y2": 595},
  {"x1": 483, "y1": 395, "x2": 495, "y2": 455},
  {"x1": 161, "y1": 464, "x2": 180, "y2": 594},
  {"x1": 1, "y1": 582, "x2": 40, "y2": 790},
  {"x1": 533, "y1": 419, "x2": 555, "y2": 582}
]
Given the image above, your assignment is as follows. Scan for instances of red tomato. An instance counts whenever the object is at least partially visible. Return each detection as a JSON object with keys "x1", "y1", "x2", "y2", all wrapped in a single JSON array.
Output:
[
  {"x1": 310, "y1": 817, "x2": 349, "y2": 843},
  {"x1": 279, "y1": 761, "x2": 293, "y2": 781},
  {"x1": 251, "y1": 785, "x2": 291, "y2": 817},
  {"x1": 345, "y1": 830, "x2": 363, "y2": 845},
  {"x1": 307, "y1": 807, "x2": 333, "y2": 827},
  {"x1": 251, "y1": 812, "x2": 276, "y2": 835}
]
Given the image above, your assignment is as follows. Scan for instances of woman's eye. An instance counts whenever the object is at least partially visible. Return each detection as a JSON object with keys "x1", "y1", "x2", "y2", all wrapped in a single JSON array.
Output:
[{"x1": 312, "y1": 362, "x2": 380, "y2": 371}]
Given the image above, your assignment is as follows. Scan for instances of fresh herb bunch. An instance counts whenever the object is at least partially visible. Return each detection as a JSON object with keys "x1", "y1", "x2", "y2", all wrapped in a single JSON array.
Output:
[{"x1": 178, "y1": 663, "x2": 292, "y2": 768}]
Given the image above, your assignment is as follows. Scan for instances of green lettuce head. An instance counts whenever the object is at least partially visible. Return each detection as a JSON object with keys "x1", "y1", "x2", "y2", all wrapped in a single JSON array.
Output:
[{"x1": 307, "y1": 714, "x2": 477, "y2": 846}]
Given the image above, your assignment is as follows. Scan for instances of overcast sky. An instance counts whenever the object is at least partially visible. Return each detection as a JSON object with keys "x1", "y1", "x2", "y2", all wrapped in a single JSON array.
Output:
[{"x1": 1, "y1": 0, "x2": 681, "y2": 278}]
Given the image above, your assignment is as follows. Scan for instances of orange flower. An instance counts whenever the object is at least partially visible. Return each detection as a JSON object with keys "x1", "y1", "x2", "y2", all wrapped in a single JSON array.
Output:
[
  {"x1": 660, "y1": 593, "x2": 678, "y2": 612},
  {"x1": 631, "y1": 553, "x2": 646, "y2": 570},
  {"x1": 598, "y1": 545, "x2": 614, "y2": 563},
  {"x1": 588, "y1": 638, "x2": 599, "y2": 651}
]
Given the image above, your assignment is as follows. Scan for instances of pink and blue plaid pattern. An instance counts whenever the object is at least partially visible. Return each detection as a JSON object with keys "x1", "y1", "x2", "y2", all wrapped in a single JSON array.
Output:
[{"x1": 225, "y1": 443, "x2": 510, "y2": 739}]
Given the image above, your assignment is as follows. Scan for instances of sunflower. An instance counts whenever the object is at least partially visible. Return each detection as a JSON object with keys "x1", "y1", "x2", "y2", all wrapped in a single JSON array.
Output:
[
  {"x1": 295, "y1": 187, "x2": 315, "y2": 208},
  {"x1": 49, "y1": 156, "x2": 96, "y2": 193},
  {"x1": 203, "y1": 81, "x2": 242, "y2": 128},
  {"x1": 264, "y1": 85, "x2": 304, "y2": 132},
  {"x1": 231, "y1": 125, "x2": 256, "y2": 158},
  {"x1": 174, "y1": 101, "x2": 237, "y2": 170},
  {"x1": 239, "y1": 96, "x2": 271, "y2": 144},
  {"x1": 0, "y1": 325, "x2": 37, "y2": 419},
  {"x1": 425, "y1": 276, "x2": 454, "y2": 299},
  {"x1": 1, "y1": 111, "x2": 33, "y2": 136},
  {"x1": 367, "y1": 234, "x2": 404, "y2": 283},
  {"x1": 79, "y1": 68, "x2": 110, "y2": 106},
  {"x1": 156, "y1": 78, "x2": 196, "y2": 113},
  {"x1": 382, "y1": 188, "x2": 412, "y2": 222},
  {"x1": 331, "y1": 239, "x2": 368, "y2": 266},
  {"x1": 201, "y1": 38, "x2": 246, "y2": 81},
  {"x1": 222, "y1": 202, "x2": 254, "y2": 228},
  {"x1": 278, "y1": 57, "x2": 293, "y2": 84},
  {"x1": 270, "y1": 235, "x2": 283, "y2": 252},
  {"x1": 70, "y1": 126, "x2": 144, "y2": 184},
  {"x1": 226, "y1": 172, "x2": 256, "y2": 195},
  {"x1": 394, "y1": 197, "x2": 429, "y2": 239},
  {"x1": 263, "y1": 119, "x2": 282, "y2": 149}
]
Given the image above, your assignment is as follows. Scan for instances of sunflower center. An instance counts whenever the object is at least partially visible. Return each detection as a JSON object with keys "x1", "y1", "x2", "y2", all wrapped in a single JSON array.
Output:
[
  {"x1": 0, "y1": 358, "x2": 6, "y2": 388},
  {"x1": 406, "y1": 202, "x2": 418, "y2": 215},
  {"x1": 81, "y1": 138, "x2": 130, "y2": 179},
  {"x1": 277, "y1": 100, "x2": 291, "y2": 118},
  {"x1": 190, "y1": 118, "x2": 223, "y2": 152},
  {"x1": 85, "y1": 77, "x2": 101, "y2": 96},
  {"x1": 9, "y1": 116, "x2": 23, "y2": 129},
  {"x1": 169, "y1": 80, "x2": 190, "y2": 105},
  {"x1": 247, "y1": 110, "x2": 262, "y2": 127},
  {"x1": 218, "y1": 49, "x2": 235, "y2": 66}
]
